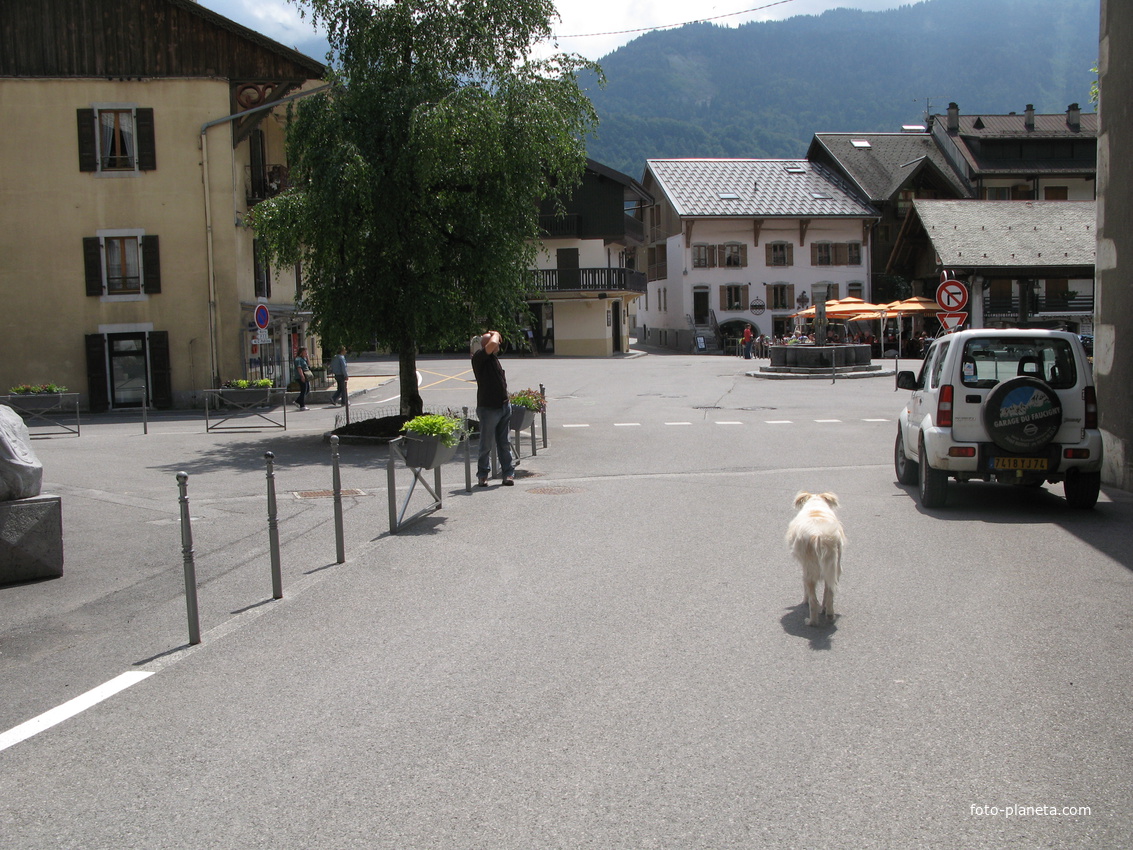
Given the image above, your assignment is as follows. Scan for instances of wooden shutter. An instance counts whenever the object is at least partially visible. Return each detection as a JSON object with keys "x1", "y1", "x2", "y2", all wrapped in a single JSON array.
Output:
[
  {"x1": 142, "y1": 235, "x2": 161, "y2": 293},
  {"x1": 136, "y1": 108, "x2": 156, "y2": 171},
  {"x1": 77, "y1": 109, "x2": 98, "y2": 171},
  {"x1": 738, "y1": 244, "x2": 747, "y2": 267},
  {"x1": 147, "y1": 331, "x2": 173, "y2": 409},
  {"x1": 828, "y1": 284, "x2": 840, "y2": 300},
  {"x1": 719, "y1": 287, "x2": 728, "y2": 310},
  {"x1": 766, "y1": 243, "x2": 774, "y2": 266},
  {"x1": 811, "y1": 243, "x2": 820, "y2": 265},
  {"x1": 834, "y1": 243, "x2": 849, "y2": 265},
  {"x1": 83, "y1": 237, "x2": 103, "y2": 295},
  {"x1": 741, "y1": 284, "x2": 750, "y2": 306},
  {"x1": 786, "y1": 285, "x2": 795, "y2": 307},
  {"x1": 717, "y1": 244, "x2": 726, "y2": 268},
  {"x1": 85, "y1": 334, "x2": 110, "y2": 412},
  {"x1": 785, "y1": 244, "x2": 794, "y2": 266}
]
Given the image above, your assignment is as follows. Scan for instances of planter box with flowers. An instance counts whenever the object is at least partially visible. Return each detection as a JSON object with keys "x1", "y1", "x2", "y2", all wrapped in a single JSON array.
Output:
[
  {"x1": 5, "y1": 384, "x2": 71, "y2": 412},
  {"x1": 400, "y1": 413, "x2": 467, "y2": 469},
  {"x1": 219, "y1": 378, "x2": 276, "y2": 408},
  {"x1": 509, "y1": 387, "x2": 546, "y2": 431}
]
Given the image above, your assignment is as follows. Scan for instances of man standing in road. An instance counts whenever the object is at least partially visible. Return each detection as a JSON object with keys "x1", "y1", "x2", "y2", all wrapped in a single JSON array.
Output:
[
  {"x1": 471, "y1": 330, "x2": 514, "y2": 487},
  {"x1": 329, "y1": 346, "x2": 349, "y2": 406}
]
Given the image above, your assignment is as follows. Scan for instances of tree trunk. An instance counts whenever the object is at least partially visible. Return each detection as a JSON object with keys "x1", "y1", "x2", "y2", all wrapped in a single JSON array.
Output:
[{"x1": 398, "y1": 345, "x2": 423, "y2": 417}]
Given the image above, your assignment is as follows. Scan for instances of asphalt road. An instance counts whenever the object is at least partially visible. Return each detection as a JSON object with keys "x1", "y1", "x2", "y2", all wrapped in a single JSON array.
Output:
[{"x1": 2, "y1": 348, "x2": 1131, "y2": 848}]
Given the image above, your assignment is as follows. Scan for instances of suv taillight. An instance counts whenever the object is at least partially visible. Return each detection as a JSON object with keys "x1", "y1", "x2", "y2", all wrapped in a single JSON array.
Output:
[
  {"x1": 1085, "y1": 386, "x2": 1098, "y2": 429},
  {"x1": 937, "y1": 384, "x2": 953, "y2": 428}
]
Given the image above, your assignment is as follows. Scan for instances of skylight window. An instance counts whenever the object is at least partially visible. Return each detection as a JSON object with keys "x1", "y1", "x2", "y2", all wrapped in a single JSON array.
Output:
[
  {"x1": 784, "y1": 165, "x2": 807, "y2": 174},
  {"x1": 811, "y1": 192, "x2": 833, "y2": 200},
  {"x1": 718, "y1": 192, "x2": 740, "y2": 200},
  {"x1": 850, "y1": 139, "x2": 871, "y2": 148}
]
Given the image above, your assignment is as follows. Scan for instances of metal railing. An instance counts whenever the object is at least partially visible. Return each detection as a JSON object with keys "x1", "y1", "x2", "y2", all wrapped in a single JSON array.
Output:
[{"x1": 531, "y1": 267, "x2": 647, "y2": 294}]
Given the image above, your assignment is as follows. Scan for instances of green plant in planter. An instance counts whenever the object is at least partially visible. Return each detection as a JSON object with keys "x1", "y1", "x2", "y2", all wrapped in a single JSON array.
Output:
[
  {"x1": 509, "y1": 387, "x2": 546, "y2": 413},
  {"x1": 9, "y1": 383, "x2": 68, "y2": 394},
  {"x1": 221, "y1": 378, "x2": 274, "y2": 389},
  {"x1": 400, "y1": 413, "x2": 466, "y2": 447}
]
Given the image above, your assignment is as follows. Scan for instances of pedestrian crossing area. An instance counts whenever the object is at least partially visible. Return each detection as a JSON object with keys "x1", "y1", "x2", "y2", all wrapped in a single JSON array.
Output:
[{"x1": 560, "y1": 417, "x2": 892, "y2": 428}]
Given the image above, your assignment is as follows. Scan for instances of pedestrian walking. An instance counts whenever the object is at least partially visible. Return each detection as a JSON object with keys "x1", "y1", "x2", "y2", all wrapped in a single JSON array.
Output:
[
  {"x1": 329, "y1": 346, "x2": 348, "y2": 406},
  {"x1": 742, "y1": 324, "x2": 754, "y2": 359},
  {"x1": 294, "y1": 346, "x2": 312, "y2": 410},
  {"x1": 471, "y1": 330, "x2": 514, "y2": 487}
]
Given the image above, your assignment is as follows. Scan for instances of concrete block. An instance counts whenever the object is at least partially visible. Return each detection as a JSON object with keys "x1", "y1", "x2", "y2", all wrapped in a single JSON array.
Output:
[{"x1": 0, "y1": 495, "x2": 64, "y2": 584}]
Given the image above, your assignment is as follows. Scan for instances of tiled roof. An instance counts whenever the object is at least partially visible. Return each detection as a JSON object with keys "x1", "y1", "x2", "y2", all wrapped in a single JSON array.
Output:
[
  {"x1": 913, "y1": 200, "x2": 1096, "y2": 269},
  {"x1": 644, "y1": 159, "x2": 877, "y2": 219},
  {"x1": 944, "y1": 113, "x2": 1098, "y2": 138},
  {"x1": 809, "y1": 133, "x2": 970, "y2": 201}
]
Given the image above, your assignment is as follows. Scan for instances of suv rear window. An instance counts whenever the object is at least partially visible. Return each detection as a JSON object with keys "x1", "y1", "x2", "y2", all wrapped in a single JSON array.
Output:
[{"x1": 960, "y1": 337, "x2": 1077, "y2": 389}]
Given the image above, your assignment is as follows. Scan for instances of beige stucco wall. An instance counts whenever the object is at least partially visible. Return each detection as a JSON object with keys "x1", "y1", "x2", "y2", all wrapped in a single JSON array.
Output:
[
  {"x1": 551, "y1": 299, "x2": 622, "y2": 356},
  {"x1": 0, "y1": 77, "x2": 301, "y2": 406}
]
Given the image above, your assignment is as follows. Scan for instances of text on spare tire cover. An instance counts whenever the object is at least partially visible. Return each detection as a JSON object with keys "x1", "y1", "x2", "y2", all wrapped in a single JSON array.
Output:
[{"x1": 993, "y1": 386, "x2": 1062, "y2": 439}]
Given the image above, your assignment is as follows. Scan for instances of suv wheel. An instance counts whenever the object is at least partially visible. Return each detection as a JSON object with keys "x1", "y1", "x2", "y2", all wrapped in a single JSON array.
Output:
[
  {"x1": 1064, "y1": 469, "x2": 1101, "y2": 509},
  {"x1": 982, "y1": 376, "x2": 1063, "y2": 452},
  {"x1": 894, "y1": 428, "x2": 918, "y2": 485},
  {"x1": 917, "y1": 435, "x2": 948, "y2": 508}
]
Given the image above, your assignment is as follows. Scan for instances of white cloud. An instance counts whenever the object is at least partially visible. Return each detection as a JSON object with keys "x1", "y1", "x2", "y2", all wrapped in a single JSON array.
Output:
[{"x1": 197, "y1": 0, "x2": 926, "y2": 61}]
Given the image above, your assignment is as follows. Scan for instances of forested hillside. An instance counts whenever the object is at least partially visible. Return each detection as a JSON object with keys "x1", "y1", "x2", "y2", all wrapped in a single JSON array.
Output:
[{"x1": 581, "y1": 0, "x2": 1099, "y2": 178}]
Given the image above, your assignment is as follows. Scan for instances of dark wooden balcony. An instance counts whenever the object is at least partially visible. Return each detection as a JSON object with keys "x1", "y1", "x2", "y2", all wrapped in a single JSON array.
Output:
[
  {"x1": 246, "y1": 164, "x2": 290, "y2": 205},
  {"x1": 531, "y1": 267, "x2": 647, "y2": 295},
  {"x1": 985, "y1": 294, "x2": 1095, "y2": 317}
]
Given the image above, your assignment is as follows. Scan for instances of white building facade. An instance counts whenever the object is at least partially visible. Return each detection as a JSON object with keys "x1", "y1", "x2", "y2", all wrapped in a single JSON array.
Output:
[{"x1": 639, "y1": 159, "x2": 879, "y2": 351}]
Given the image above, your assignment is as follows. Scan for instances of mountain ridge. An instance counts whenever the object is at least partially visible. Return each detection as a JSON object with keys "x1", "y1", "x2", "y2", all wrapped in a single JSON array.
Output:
[{"x1": 581, "y1": 0, "x2": 1100, "y2": 178}]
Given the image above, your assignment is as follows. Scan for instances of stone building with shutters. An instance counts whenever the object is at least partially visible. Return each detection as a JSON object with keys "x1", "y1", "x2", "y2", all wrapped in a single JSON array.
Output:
[
  {"x1": 0, "y1": 0, "x2": 324, "y2": 409},
  {"x1": 638, "y1": 159, "x2": 879, "y2": 351}
]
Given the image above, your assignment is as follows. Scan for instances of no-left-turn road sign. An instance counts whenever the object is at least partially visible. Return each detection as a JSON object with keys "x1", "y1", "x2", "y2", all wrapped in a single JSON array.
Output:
[{"x1": 937, "y1": 280, "x2": 969, "y2": 312}]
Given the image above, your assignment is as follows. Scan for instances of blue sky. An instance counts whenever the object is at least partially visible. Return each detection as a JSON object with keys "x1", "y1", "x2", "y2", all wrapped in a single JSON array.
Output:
[{"x1": 195, "y1": 0, "x2": 928, "y2": 62}]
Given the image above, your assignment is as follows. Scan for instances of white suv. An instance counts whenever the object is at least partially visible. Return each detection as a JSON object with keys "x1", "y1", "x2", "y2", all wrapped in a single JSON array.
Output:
[{"x1": 895, "y1": 329, "x2": 1102, "y2": 509}]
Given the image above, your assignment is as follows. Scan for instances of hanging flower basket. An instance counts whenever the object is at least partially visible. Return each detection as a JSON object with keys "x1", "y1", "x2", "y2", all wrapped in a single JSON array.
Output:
[
  {"x1": 402, "y1": 434, "x2": 458, "y2": 470},
  {"x1": 510, "y1": 405, "x2": 536, "y2": 431}
]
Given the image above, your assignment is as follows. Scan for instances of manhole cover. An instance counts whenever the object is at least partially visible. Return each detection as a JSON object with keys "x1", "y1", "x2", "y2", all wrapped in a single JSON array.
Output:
[
  {"x1": 293, "y1": 489, "x2": 367, "y2": 499},
  {"x1": 527, "y1": 487, "x2": 582, "y2": 495}
]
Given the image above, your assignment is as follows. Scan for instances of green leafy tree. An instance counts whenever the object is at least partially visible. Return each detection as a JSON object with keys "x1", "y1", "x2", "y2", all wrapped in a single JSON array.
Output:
[{"x1": 254, "y1": 0, "x2": 598, "y2": 415}]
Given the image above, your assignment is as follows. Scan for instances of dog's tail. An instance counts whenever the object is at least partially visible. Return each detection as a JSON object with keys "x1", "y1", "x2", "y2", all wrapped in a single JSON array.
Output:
[{"x1": 813, "y1": 536, "x2": 843, "y2": 588}]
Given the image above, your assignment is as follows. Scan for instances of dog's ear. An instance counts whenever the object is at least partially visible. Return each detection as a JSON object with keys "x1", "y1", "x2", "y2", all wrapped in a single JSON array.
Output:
[
  {"x1": 818, "y1": 492, "x2": 840, "y2": 508},
  {"x1": 793, "y1": 491, "x2": 812, "y2": 509}
]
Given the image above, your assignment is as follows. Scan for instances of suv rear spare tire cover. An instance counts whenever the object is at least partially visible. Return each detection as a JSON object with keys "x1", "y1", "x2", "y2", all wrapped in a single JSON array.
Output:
[{"x1": 981, "y1": 376, "x2": 1063, "y2": 452}]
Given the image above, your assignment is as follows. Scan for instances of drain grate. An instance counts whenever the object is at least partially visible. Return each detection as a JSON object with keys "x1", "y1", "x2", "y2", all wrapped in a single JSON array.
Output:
[
  {"x1": 527, "y1": 486, "x2": 582, "y2": 495},
  {"x1": 293, "y1": 489, "x2": 367, "y2": 499}
]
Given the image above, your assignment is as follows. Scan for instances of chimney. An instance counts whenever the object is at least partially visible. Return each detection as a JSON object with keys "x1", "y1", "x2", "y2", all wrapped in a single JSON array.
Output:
[
  {"x1": 947, "y1": 102, "x2": 959, "y2": 132},
  {"x1": 1067, "y1": 102, "x2": 1081, "y2": 130},
  {"x1": 1025, "y1": 104, "x2": 1034, "y2": 130}
]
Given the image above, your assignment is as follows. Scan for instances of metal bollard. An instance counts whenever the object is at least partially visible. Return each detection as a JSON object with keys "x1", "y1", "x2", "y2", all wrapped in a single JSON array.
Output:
[
  {"x1": 539, "y1": 383, "x2": 548, "y2": 448},
  {"x1": 265, "y1": 452, "x2": 283, "y2": 599},
  {"x1": 331, "y1": 436, "x2": 345, "y2": 564},
  {"x1": 176, "y1": 472, "x2": 201, "y2": 645},
  {"x1": 462, "y1": 406, "x2": 472, "y2": 491},
  {"x1": 142, "y1": 383, "x2": 149, "y2": 435}
]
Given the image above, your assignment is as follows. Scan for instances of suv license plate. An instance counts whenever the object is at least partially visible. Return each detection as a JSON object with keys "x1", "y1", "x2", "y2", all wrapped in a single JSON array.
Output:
[{"x1": 994, "y1": 457, "x2": 1048, "y2": 471}]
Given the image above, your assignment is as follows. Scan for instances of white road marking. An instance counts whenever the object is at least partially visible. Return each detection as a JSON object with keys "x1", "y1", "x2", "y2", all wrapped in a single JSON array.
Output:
[
  {"x1": 765, "y1": 420, "x2": 793, "y2": 424},
  {"x1": 665, "y1": 422, "x2": 692, "y2": 426},
  {"x1": 715, "y1": 421, "x2": 743, "y2": 425},
  {"x1": 815, "y1": 419, "x2": 843, "y2": 423},
  {"x1": 863, "y1": 418, "x2": 890, "y2": 422},
  {"x1": 561, "y1": 423, "x2": 590, "y2": 428},
  {"x1": 614, "y1": 423, "x2": 641, "y2": 427},
  {"x1": 0, "y1": 671, "x2": 154, "y2": 752}
]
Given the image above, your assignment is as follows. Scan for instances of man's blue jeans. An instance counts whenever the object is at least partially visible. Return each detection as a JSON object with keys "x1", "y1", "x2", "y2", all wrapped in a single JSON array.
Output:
[{"x1": 476, "y1": 403, "x2": 514, "y2": 480}]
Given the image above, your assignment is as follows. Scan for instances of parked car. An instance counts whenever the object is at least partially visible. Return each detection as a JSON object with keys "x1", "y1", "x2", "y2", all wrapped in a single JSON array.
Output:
[
  {"x1": 894, "y1": 329, "x2": 1102, "y2": 509},
  {"x1": 1079, "y1": 334, "x2": 1094, "y2": 356}
]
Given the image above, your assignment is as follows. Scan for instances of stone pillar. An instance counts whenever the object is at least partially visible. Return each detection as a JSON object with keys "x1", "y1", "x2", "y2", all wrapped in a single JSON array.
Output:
[{"x1": 1096, "y1": 0, "x2": 1133, "y2": 491}]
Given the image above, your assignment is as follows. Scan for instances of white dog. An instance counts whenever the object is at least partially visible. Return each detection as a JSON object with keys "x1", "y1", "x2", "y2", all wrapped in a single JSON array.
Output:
[{"x1": 786, "y1": 491, "x2": 846, "y2": 627}]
